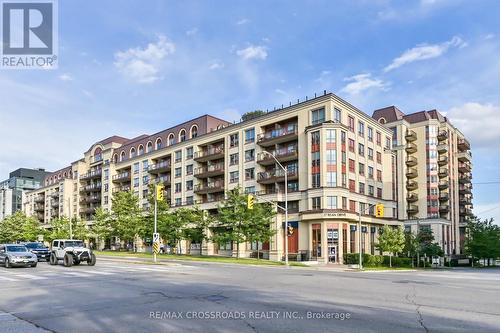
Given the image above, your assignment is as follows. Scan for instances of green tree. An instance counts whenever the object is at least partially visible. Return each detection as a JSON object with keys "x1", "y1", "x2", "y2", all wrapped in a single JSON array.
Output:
[
  {"x1": 0, "y1": 212, "x2": 43, "y2": 243},
  {"x1": 465, "y1": 217, "x2": 500, "y2": 266},
  {"x1": 110, "y1": 191, "x2": 145, "y2": 251},
  {"x1": 403, "y1": 230, "x2": 418, "y2": 258},
  {"x1": 45, "y1": 217, "x2": 89, "y2": 242},
  {"x1": 376, "y1": 225, "x2": 405, "y2": 267},
  {"x1": 241, "y1": 110, "x2": 266, "y2": 122},
  {"x1": 246, "y1": 202, "x2": 277, "y2": 259},
  {"x1": 178, "y1": 206, "x2": 209, "y2": 255},
  {"x1": 417, "y1": 227, "x2": 444, "y2": 259},
  {"x1": 92, "y1": 207, "x2": 114, "y2": 245}
]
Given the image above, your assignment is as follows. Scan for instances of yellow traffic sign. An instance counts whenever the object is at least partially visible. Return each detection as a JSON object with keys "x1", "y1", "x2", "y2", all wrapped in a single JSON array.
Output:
[
  {"x1": 156, "y1": 184, "x2": 165, "y2": 202},
  {"x1": 247, "y1": 194, "x2": 255, "y2": 209},
  {"x1": 375, "y1": 204, "x2": 384, "y2": 217},
  {"x1": 153, "y1": 242, "x2": 160, "y2": 254}
]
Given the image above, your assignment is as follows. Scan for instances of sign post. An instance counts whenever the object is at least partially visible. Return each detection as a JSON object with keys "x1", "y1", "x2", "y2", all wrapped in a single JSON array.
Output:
[{"x1": 153, "y1": 184, "x2": 164, "y2": 263}]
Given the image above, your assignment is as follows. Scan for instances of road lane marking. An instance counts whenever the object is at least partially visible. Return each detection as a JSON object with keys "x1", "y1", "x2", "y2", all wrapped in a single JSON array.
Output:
[
  {"x1": 0, "y1": 276, "x2": 17, "y2": 281},
  {"x1": 11, "y1": 274, "x2": 47, "y2": 280},
  {"x1": 60, "y1": 272, "x2": 94, "y2": 277}
]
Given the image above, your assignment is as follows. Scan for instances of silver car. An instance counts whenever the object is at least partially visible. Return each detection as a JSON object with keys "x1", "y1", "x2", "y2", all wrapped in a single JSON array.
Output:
[{"x1": 0, "y1": 244, "x2": 38, "y2": 268}]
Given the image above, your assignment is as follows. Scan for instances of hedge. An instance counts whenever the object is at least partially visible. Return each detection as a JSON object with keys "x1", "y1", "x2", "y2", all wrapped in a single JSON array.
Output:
[{"x1": 344, "y1": 253, "x2": 411, "y2": 267}]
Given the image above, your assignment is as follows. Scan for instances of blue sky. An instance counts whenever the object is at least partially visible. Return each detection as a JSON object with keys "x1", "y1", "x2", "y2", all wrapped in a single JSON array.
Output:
[{"x1": 1, "y1": 0, "x2": 500, "y2": 221}]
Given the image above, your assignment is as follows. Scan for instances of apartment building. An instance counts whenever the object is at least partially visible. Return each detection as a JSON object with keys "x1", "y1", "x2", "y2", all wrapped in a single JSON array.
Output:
[
  {"x1": 24, "y1": 93, "x2": 401, "y2": 263},
  {"x1": 372, "y1": 107, "x2": 473, "y2": 255},
  {"x1": 0, "y1": 168, "x2": 50, "y2": 221}
]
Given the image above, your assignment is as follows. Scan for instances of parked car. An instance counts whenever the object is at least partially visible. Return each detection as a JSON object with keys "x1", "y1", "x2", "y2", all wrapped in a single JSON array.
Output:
[
  {"x1": 0, "y1": 244, "x2": 38, "y2": 268},
  {"x1": 23, "y1": 242, "x2": 50, "y2": 261}
]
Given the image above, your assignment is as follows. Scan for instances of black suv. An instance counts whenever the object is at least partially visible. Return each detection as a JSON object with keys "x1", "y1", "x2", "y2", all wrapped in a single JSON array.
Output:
[{"x1": 24, "y1": 242, "x2": 50, "y2": 261}]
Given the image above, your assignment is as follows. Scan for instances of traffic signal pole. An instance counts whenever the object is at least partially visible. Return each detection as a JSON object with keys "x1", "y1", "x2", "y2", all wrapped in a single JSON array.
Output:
[
  {"x1": 359, "y1": 203, "x2": 384, "y2": 270},
  {"x1": 154, "y1": 190, "x2": 157, "y2": 263}
]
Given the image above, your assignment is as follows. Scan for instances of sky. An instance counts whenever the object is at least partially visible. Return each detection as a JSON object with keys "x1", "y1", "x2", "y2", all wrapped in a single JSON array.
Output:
[{"x1": 1, "y1": 0, "x2": 499, "y2": 221}]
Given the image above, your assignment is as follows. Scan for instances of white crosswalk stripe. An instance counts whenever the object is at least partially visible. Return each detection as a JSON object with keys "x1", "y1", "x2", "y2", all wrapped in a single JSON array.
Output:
[
  {"x1": 0, "y1": 276, "x2": 17, "y2": 281},
  {"x1": 10, "y1": 274, "x2": 47, "y2": 280}
]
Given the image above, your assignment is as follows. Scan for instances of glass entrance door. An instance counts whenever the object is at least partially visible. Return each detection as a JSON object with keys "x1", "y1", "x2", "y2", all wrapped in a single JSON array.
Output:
[{"x1": 327, "y1": 228, "x2": 339, "y2": 263}]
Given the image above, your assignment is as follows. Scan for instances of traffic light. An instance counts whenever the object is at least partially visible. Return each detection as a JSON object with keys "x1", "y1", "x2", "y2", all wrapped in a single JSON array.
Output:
[
  {"x1": 287, "y1": 224, "x2": 294, "y2": 236},
  {"x1": 156, "y1": 184, "x2": 165, "y2": 202},
  {"x1": 247, "y1": 194, "x2": 255, "y2": 209},
  {"x1": 375, "y1": 203, "x2": 384, "y2": 217}
]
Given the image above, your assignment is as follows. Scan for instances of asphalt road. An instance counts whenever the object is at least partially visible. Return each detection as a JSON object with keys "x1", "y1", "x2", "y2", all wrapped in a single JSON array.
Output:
[{"x1": 0, "y1": 258, "x2": 499, "y2": 333}]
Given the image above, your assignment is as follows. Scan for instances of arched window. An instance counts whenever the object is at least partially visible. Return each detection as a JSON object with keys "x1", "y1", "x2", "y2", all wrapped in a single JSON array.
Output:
[
  {"x1": 168, "y1": 133, "x2": 175, "y2": 146},
  {"x1": 94, "y1": 147, "x2": 102, "y2": 162},
  {"x1": 113, "y1": 154, "x2": 118, "y2": 163},
  {"x1": 120, "y1": 151, "x2": 126, "y2": 161},
  {"x1": 146, "y1": 141, "x2": 153, "y2": 153},
  {"x1": 155, "y1": 138, "x2": 163, "y2": 150},
  {"x1": 64, "y1": 172, "x2": 67, "y2": 178},
  {"x1": 190, "y1": 125, "x2": 198, "y2": 139},
  {"x1": 130, "y1": 147, "x2": 136, "y2": 158},
  {"x1": 138, "y1": 145, "x2": 144, "y2": 155},
  {"x1": 179, "y1": 129, "x2": 186, "y2": 142}
]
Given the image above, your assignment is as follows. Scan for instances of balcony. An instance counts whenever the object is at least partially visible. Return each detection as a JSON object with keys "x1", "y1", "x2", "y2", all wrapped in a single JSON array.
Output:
[
  {"x1": 459, "y1": 185, "x2": 472, "y2": 194},
  {"x1": 34, "y1": 204, "x2": 44, "y2": 212},
  {"x1": 34, "y1": 196, "x2": 45, "y2": 203},
  {"x1": 458, "y1": 175, "x2": 471, "y2": 184},
  {"x1": 112, "y1": 172, "x2": 130, "y2": 183},
  {"x1": 154, "y1": 175, "x2": 171, "y2": 185},
  {"x1": 147, "y1": 161, "x2": 171, "y2": 174},
  {"x1": 257, "y1": 125, "x2": 298, "y2": 147},
  {"x1": 438, "y1": 168, "x2": 448, "y2": 178},
  {"x1": 112, "y1": 185, "x2": 131, "y2": 193},
  {"x1": 257, "y1": 147, "x2": 299, "y2": 166},
  {"x1": 458, "y1": 138, "x2": 470, "y2": 151},
  {"x1": 50, "y1": 192, "x2": 60, "y2": 199},
  {"x1": 458, "y1": 151, "x2": 472, "y2": 162},
  {"x1": 194, "y1": 180, "x2": 225, "y2": 194},
  {"x1": 439, "y1": 192, "x2": 449, "y2": 202},
  {"x1": 459, "y1": 196, "x2": 472, "y2": 205},
  {"x1": 458, "y1": 162, "x2": 471, "y2": 173},
  {"x1": 405, "y1": 142, "x2": 417, "y2": 154},
  {"x1": 460, "y1": 207, "x2": 473, "y2": 216},
  {"x1": 194, "y1": 147, "x2": 224, "y2": 162},
  {"x1": 437, "y1": 156, "x2": 448, "y2": 166},
  {"x1": 406, "y1": 167, "x2": 418, "y2": 179},
  {"x1": 407, "y1": 204, "x2": 419, "y2": 214},
  {"x1": 257, "y1": 168, "x2": 299, "y2": 184},
  {"x1": 439, "y1": 205, "x2": 450, "y2": 214},
  {"x1": 80, "y1": 169, "x2": 102, "y2": 181},
  {"x1": 406, "y1": 180, "x2": 418, "y2": 191},
  {"x1": 80, "y1": 183, "x2": 102, "y2": 192},
  {"x1": 405, "y1": 156, "x2": 418, "y2": 167},
  {"x1": 405, "y1": 129, "x2": 417, "y2": 142},
  {"x1": 80, "y1": 207, "x2": 97, "y2": 215},
  {"x1": 51, "y1": 200, "x2": 59, "y2": 208},
  {"x1": 194, "y1": 163, "x2": 225, "y2": 178},
  {"x1": 407, "y1": 193, "x2": 418, "y2": 202},
  {"x1": 437, "y1": 144, "x2": 448, "y2": 154},
  {"x1": 437, "y1": 131, "x2": 448, "y2": 141},
  {"x1": 80, "y1": 195, "x2": 101, "y2": 203},
  {"x1": 438, "y1": 180, "x2": 449, "y2": 190}
]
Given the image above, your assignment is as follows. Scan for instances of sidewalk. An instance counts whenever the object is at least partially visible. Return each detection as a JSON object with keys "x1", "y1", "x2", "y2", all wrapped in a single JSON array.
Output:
[{"x1": 0, "y1": 311, "x2": 51, "y2": 333}]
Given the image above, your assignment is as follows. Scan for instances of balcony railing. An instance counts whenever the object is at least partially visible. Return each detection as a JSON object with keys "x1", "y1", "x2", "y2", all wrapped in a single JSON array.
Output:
[
  {"x1": 457, "y1": 150, "x2": 472, "y2": 162},
  {"x1": 193, "y1": 180, "x2": 225, "y2": 194},
  {"x1": 194, "y1": 146, "x2": 225, "y2": 162},
  {"x1": 438, "y1": 180, "x2": 449, "y2": 190},
  {"x1": 438, "y1": 168, "x2": 448, "y2": 178},
  {"x1": 406, "y1": 180, "x2": 418, "y2": 191},
  {"x1": 257, "y1": 168, "x2": 299, "y2": 184},
  {"x1": 112, "y1": 185, "x2": 131, "y2": 193},
  {"x1": 437, "y1": 131, "x2": 448, "y2": 141},
  {"x1": 34, "y1": 196, "x2": 45, "y2": 203},
  {"x1": 80, "y1": 195, "x2": 101, "y2": 203},
  {"x1": 405, "y1": 142, "x2": 417, "y2": 154},
  {"x1": 405, "y1": 130, "x2": 417, "y2": 142},
  {"x1": 437, "y1": 144, "x2": 448, "y2": 154},
  {"x1": 458, "y1": 138, "x2": 470, "y2": 151},
  {"x1": 154, "y1": 175, "x2": 171, "y2": 184},
  {"x1": 459, "y1": 185, "x2": 472, "y2": 194},
  {"x1": 439, "y1": 192, "x2": 449, "y2": 201},
  {"x1": 257, "y1": 125, "x2": 298, "y2": 147},
  {"x1": 438, "y1": 156, "x2": 448, "y2": 166},
  {"x1": 407, "y1": 193, "x2": 418, "y2": 202},
  {"x1": 257, "y1": 147, "x2": 298, "y2": 165},
  {"x1": 80, "y1": 169, "x2": 102, "y2": 180},
  {"x1": 458, "y1": 162, "x2": 471, "y2": 173},
  {"x1": 34, "y1": 204, "x2": 45, "y2": 212},
  {"x1": 458, "y1": 175, "x2": 471, "y2": 184},
  {"x1": 80, "y1": 183, "x2": 102, "y2": 192},
  {"x1": 147, "y1": 161, "x2": 171, "y2": 174},
  {"x1": 112, "y1": 172, "x2": 130, "y2": 183},
  {"x1": 407, "y1": 204, "x2": 419, "y2": 214},
  {"x1": 459, "y1": 207, "x2": 473, "y2": 216},
  {"x1": 439, "y1": 205, "x2": 450, "y2": 213},
  {"x1": 406, "y1": 168, "x2": 418, "y2": 179},
  {"x1": 405, "y1": 156, "x2": 417, "y2": 167},
  {"x1": 194, "y1": 163, "x2": 225, "y2": 178}
]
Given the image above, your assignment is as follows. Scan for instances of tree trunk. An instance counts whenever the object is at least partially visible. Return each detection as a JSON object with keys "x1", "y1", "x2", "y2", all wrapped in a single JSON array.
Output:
[
  {"x1": 257, "y1": 241, "x2": 260, "y2": 260},
  {"x1": 389, "y1": 254, "x2": 392, "y2": 268},
  {"x1": 236, "y1": 240, "x2": 240, "y2": 259}
]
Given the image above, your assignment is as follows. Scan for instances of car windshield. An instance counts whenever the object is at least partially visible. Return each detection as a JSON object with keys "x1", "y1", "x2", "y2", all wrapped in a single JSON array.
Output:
[
  {"x1": 6, "y1": 245, "x2": 28, "y2": 252},
  {"x1": 25, "y1": 243, "x2": 45, "y2": 249},
  {"x1": 63, "y1": 241, "x2": 84, "y2": 248}
]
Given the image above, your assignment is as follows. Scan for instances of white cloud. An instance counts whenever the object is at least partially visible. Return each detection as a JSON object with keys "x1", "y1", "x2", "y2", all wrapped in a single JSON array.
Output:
[
  {"x1": 340, "y1": 73, "x2": 389, "y2": 95},
  {"x1": 384, "y1": 36, "x2": 466, "y2": 72},
  {"x1": 114, "y1": 35, "x2": 175, "y2": 84},
  {"x1": 58, "y1": 73, "x2": 73, "y2": 81},
  {"x1": 209, "y1": 61, "x2": 224, "y2": 70},
  {"x1": 484, "y1": 33, "x2": 495, "y2": 40},
  {"x1": 186, "y1": 28, "x2": 198, "y2": 36},
  {"x1": 236, "y1": 18, "x2": 250, "y2": 25},
  {"x1": 236, "y1": 45, "x2": 267, "y2": 61},
  {"x1": 445, "y1": 102, "x2": 500, "y2": 150}
]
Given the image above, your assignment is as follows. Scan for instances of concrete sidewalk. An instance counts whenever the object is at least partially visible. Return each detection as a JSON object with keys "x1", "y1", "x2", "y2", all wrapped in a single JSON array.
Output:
[{"x1": 0, "y1": 311, "x2": 51, "y2": 333}]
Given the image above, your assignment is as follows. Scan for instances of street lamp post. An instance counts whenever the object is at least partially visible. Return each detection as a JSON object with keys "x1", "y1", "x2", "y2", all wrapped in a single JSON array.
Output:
[
  {"x1": 358, "y1": 203, "x2": 378, "y2": 270},
  {"x1": 262, "y1": 151, "x2": 289, "y2": 266}
]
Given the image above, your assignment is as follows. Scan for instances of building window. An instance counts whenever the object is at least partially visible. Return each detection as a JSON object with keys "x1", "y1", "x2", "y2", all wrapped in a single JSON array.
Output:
[
  {"x1": 311, "y1": 131, "x2": 321, "y2": 188},
  {"x1": 385, "y1": 136, "x2": 391, "y2": 149},
  {"x1": 377, "y1": 187, "x2": 382, "y2": 198},
  {"x1": 133, "y1": 162, "x2": 139, "y2": 174},
  {"x1": 138, "y1": 145, "x2": 144, "y2": 156},
  {"x1": 368, "y1": 185, "x2": 374, "y2": 196},
  {"x1": 376, "y1": 152, "x2": 382, "y2": 164},
  {"x1": 312, "y1": 197, "x2": 321, "y2": 210},
  {"x1": 358, "y1": 143, "x2": 364, "y2": 156},
  {"x1": 168, "y1": 134, "x2": 175, "y2": 146},
  {"x1": 142, "y1": 160, "x2": 148, "y2": 171},
  {"x1": 179, "y1": 130, "x2": 186, "y2": 142},
  {"x1": 245, "y1": 186, "x2": 256, "y2": 194},
  {"x1": 175, "y1": 183, "x2": 182, "y2": 193},
  {"x1": 359, "y1": 182, "x2": 365, "y2": 194},
  {"x1": 327, "y1": 196, "x2": 337, "y2": 209},
  {"x1": 368, "y1": 166, "x2": 374, "y2": 179},
  {"x1": 349, "y1": 179, "x2": 355, "y2": 192},
  {"x1": 186, "y1": 196, "x2": 194, "y2": 205},
  {"x1": 186, "y1": 147, "x2": 193, "y2": 159},
  {"x1": 349, "y1": 200, "x2": 356, "y2": 212},
  {"x1": 186, "y1": 164, "x2": 193, "y2": 175},
  {"x1": 359, "y1": 163, "x2": 365, "y2": 176},
  {"x1": 155, "y1": 138, "x2": 162, "y2": 150},
  {"x1": 230, "y1": 133, "x2": 239, "y2": 148},
  {"x1": 311, "y1": 107, "x2": 325, "y2": 125},
  {"x1": 348, "y1": 139, "x2": 355, "y2": 152},
  {"x1": 175, "y1": 198, "x2": 181, "y2": 206},
  {"x1": 377, "y1": 170, "x2": 382, "y2": 182},
  {"x1": 186, "y1": 180, "x2": 193, "y2": 191},
  {"x1": 230, "y1": 153, "x2": 239, "y2": 165},
  {"x1": 142, "y1": 175, "x2": 149, "y2": 185},
  {"x1": 358, "y1": 121, "x2": 365, "y2": 137},
  {"x1": 175, "y1": 150, "x2": 182, "y2": 163},
  {"x1": 326, "y1": 172, "x2": 336, "y2": 187},
  {"x1": 326, "y1": 129, "x2": 336, "y2": 143},
  {"x1": 368, "y1": 127, "x2": 373, "y2": 142},
  {"x1": 175, "y1": 167, "x2": 181, "y2": 178},
  {"x1": 368, "y1": 148, "x2": 374, "y2": 160},
  {"x1": 230, "y1": 171, "x2": 239, "y2": 183},
  {"x1": 146, "y1": 141, "x2": 153, "y2": 153},
  {"x1": 245, "y1": 168, "x2": 255, "y2": 180},
  {"x1": 134, "y1": 177, "x2": 139, "y2": 188},
  {"x1": 376, "y1": 131, "x2": 381, "y2": 145},
  {"x1": 334, "y1": 107, "x2": 342, "y2": 123},
  {"x1": 245, "y1": 149, "x2": 255, "y2": 162},
  {"x1": 245, "y1": 128, "x2": 255, "y2": 143},
  {"x1": 130, "y1": 147, "x2": 136, "y2": 158},
  {"x1": 349, "y1": 159, "x2": 355, "y2": 172},
  {"x1": 190, "y1": 125, "x2": 198, "y2": 138},
  {"x1": 348, "y1": 116, "x2": 355, "y2": 132}
]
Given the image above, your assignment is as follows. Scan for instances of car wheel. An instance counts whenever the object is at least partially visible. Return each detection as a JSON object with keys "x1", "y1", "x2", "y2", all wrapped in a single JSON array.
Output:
[
  {"x1": 49, "y1": 253, "x2": 58, "y2": 265},
  {"x1": 31, "y1": 262, "x2": 38, "y2": 268},
  {"x1": 88, "y1": 253, "x2": 96, "y2": 266},
  {"x1": 63, "y1": 253, "x2": 73, "y2": 267},
  {"x1": 5, "y1": 258, "x2": 11, "y2": 268}
]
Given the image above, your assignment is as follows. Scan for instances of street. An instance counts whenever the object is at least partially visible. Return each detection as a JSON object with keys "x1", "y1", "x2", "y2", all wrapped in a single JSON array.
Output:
[{"x1": 0, "y1": 259, "x2": 499, "y2": 333}]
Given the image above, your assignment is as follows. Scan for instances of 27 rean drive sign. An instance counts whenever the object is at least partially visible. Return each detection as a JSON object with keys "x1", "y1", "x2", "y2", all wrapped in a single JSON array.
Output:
[{"x1": 0, "y1": 0, "x2": 58, "y2": 69}]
